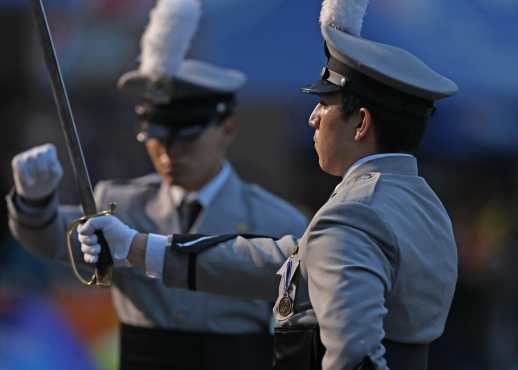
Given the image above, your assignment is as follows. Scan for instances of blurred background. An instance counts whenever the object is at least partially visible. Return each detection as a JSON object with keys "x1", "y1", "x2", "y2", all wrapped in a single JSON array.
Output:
[{"x1": 1, "y1": 0, "x2": 518, "y2": 369}]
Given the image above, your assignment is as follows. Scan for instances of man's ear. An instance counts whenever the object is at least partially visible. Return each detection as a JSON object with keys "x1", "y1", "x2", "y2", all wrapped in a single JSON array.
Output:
[{"x1": 354, "y1": 108, "x2": 373, "y2": 142}]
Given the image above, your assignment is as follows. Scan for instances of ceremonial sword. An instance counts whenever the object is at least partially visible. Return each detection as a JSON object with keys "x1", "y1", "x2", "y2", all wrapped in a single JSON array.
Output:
[{"x1": 30, "y1": 0, "x2": 114, "y2": 287}]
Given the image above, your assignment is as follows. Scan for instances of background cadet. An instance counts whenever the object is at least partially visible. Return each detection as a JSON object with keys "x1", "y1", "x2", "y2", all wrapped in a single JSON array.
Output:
[
  {"x1": 6, "y1": 0, "x2": 307, "y2": 369},
  {"x1": 78, "y1": 0, "x2": 459, "y2": 369}
]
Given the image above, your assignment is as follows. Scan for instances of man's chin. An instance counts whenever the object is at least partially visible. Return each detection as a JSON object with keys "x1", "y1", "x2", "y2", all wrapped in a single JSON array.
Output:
[
  {"x1": 319, "y1": 159, "x2": 342, "y2": 177},
  {"x1": 318, "y1": 158, "x2": 328, "y2": 174}
]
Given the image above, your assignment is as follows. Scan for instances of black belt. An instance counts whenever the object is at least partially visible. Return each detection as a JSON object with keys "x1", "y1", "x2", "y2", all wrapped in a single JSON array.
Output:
[
  {"x1": 273, "y1": 325, "x2": 429, "y2": 370},
  {"x1": 120, "y1": 323, "x2": 273, "y2": 370}
]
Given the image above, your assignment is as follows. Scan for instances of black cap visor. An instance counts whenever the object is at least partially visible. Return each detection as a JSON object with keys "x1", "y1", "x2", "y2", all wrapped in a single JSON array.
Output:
[
  {"x1": 301, "y1": 79, "x2": 342, "y2": 95},
  {"x1": 136, "y1": 121, "x2": 212, "y2": 143}
]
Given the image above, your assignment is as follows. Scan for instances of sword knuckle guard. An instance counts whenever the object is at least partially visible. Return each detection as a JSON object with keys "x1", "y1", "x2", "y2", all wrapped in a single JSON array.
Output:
[{"x1": 65, "y1": 204, "x2": 117, "y2": 287}]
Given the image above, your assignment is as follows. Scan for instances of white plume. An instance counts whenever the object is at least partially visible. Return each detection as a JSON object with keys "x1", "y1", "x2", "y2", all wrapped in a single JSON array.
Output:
[
  {"x1": 320, "y1": 0, "x2": 369, "y2": 36},
  {"x1": 139, "y1": 0, "x2": 201, "y2": 80}
]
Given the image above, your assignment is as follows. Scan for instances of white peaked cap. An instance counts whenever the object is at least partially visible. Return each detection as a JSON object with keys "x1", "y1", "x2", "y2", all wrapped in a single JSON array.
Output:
[
  {"x1": 303, "y1": 0, "x2": 457, "y2": 107},
  {"x1": 319, "y1": 0, "x2": 369, "y2": 36},
  {"x1": 176, "y1": 60, "x2": 246, "y2": 92},
  {"x1": 119, "y1": 0, "x2": 247, "y2": 101}
]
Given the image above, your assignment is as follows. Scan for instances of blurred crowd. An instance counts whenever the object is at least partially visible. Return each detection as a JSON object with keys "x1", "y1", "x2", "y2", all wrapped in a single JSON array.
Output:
[{"x1": 1, "y1": 2, "x2": 517, "y2": 370}]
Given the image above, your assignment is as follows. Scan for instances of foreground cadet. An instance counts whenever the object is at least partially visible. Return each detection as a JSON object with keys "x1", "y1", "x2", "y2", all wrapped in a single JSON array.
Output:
[
  {"x1": 78, "y1": 0, "x2": 459, "y2": 369},
  {"x1": 6, "y1": 0, "x2": 307, "y2": 369}
]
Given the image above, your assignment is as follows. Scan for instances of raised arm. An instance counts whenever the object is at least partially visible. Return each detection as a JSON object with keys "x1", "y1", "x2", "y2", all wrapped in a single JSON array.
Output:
[
  {"x1": 7, "y1": 143, "x2": 70, "y2": 259},
  {"x1": 7, "y1": 143, "x2": 96, "y2": 267}
]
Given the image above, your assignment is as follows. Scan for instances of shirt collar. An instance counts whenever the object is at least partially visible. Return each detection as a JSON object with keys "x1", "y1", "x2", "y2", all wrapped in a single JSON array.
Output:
[{"x1": 170, "y1": 161, "x2": 231, "y2": 208}]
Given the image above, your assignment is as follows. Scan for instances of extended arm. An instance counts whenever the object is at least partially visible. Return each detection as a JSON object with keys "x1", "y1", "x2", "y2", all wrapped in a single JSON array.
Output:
[
  {"x1": 79, "y1": 216, "x2": 299, "y2": 300},
  {"x1": 163, "y1": 234, "x2": 299, "y2": 300}
]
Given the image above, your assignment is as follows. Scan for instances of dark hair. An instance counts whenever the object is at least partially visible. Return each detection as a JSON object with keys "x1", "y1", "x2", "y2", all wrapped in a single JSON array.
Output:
[{"x1": 342, "y1": 93, "x2": 429, "y2": 154}]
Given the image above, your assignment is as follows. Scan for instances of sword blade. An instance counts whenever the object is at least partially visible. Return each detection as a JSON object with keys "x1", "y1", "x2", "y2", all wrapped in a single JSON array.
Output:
[
  {"x1": 30, "y1": 0, "x2": 96, "y2": 215},
  {"x1": 30, "y1": 0, "x2": 113, "y2": 286}
]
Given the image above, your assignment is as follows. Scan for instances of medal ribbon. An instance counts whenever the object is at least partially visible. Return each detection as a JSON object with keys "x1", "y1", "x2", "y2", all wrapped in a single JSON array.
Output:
[{"x1": 284, "y1": 257, "x2": 292, "y2": 296}]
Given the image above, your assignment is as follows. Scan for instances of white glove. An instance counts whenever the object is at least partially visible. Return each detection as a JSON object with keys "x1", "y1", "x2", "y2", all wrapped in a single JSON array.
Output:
[
  {"x1": 78, "y1": 215, "x2": 138, "y2": 267},
  {"x1": 11, "y1": 143, "x2": 63, "y2": 201}
]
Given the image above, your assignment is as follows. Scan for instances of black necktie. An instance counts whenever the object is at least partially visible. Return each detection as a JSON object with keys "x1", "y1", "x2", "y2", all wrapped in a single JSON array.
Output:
[{"x1": 178, "y1": 198, "x2": 202, "y2": 233}]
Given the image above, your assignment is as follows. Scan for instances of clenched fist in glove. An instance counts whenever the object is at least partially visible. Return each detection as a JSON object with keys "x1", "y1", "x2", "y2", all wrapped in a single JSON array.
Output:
[
  {"x1": 78, "y1": 215, "x2": 138, "y2": 267},
  {"x1": 11, "y1": 143, "x2": 63, "y2": 201}
]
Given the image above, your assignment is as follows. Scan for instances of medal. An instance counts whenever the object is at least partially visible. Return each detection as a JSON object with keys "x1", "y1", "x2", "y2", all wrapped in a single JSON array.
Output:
[
  {"x1": 277, "y1": 254, "x2": 296, "y2": 317},
  {"x1": 278, "y1": 295, "x2": 293, "y2": 317}
]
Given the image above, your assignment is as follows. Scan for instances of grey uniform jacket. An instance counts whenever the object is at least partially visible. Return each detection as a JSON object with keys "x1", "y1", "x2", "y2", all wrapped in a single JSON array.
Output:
[
  {"x1": 159, "y1": 156, "x2": 458, "y2": 370},
  {"x1": 6, "y1": 166, "x2": 307, "y2": 333}
]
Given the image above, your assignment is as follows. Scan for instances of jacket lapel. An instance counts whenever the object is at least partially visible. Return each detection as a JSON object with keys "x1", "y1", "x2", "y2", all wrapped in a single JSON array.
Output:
[
  {"x1": 144, "y1": 180, "x2": 181, "y2": 234},
  {"x1": 195, "y1": 167, "x2": 251, "y2": 235}
]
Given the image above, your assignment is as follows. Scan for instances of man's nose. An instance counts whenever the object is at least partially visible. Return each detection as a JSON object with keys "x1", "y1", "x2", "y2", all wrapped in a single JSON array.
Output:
[
  {"x1": 308, "y1": 104, "x2": 321, "y2": 129},
  {"x1": 159, "y1": 151, "x2": 171, "y2": 166}
]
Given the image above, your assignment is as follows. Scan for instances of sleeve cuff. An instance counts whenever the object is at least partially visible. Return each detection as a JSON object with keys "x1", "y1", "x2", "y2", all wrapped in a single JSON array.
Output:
[
  {"x1": 6, "y1": 187, "x2": 60, "y2": 229},
  {"x1": 145, "y1": 233, "x2": 169, "y2": 279}
]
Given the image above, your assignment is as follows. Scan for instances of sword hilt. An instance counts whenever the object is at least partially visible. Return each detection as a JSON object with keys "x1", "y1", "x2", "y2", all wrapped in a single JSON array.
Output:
[
  {"x1": 66, "y1": 203, "x2": 116, "y2": 287},
  {"x1": 94, "y1": 229, "x2": 113, "y2": 286}
]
